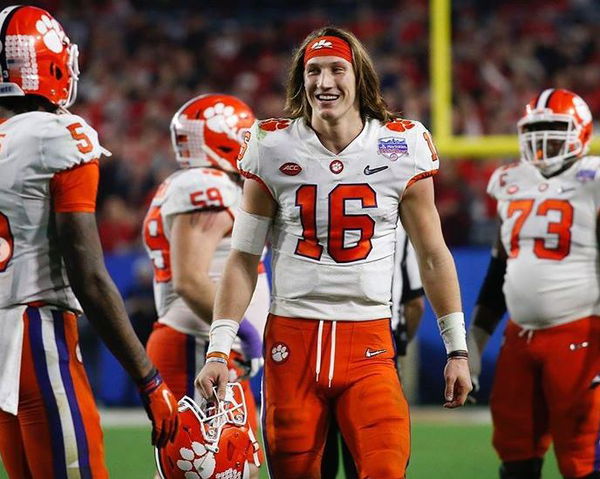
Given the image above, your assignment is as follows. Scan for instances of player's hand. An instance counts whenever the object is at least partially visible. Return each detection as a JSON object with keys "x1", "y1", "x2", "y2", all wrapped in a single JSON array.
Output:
[
  {"x1": 196, "y1": 360, "x2": 229, "y2": 401},
  {"x1": 443, "y1": 358, "x2": 472, "y2": 408},
  {"x1": 137, "y1": 368, "x2": 179, "y2": 448},
  {"x1": 466, "y1": 324, "x2": 491, "y2": 395}
]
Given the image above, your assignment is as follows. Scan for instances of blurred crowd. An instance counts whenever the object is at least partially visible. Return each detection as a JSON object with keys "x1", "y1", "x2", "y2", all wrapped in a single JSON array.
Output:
[{"x1": 36, "y1": 0, "x2": 600, "y2": 249}]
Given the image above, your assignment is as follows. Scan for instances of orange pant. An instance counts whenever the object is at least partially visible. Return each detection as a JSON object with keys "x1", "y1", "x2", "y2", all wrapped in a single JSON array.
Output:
[
  {"x1": 0, "y1": 306, "x2": 107, "y2": 479},
  {"x1": 146, "y1": 323, "x2": 261, "y2": 450},
  {"x1": 262, "y1": 315, "x2": 409, "y2": 479},
  {"x1": 490, "y1": 317, "x2": 600, "y2": 478}
]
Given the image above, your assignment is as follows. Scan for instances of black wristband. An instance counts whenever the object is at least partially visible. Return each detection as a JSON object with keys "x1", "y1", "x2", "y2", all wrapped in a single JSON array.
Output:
[
  {"x1": 137, "y1": 367, "x2": 159, "y2": 390},
  {"x1": 447, "y1": 350, "x2": 469, "y2": 360}
]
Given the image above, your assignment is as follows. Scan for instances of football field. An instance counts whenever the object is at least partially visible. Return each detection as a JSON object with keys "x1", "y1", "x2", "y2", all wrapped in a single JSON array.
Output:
[{"x1": 0, "y1": 407, "x2": 561, "y2": 479}]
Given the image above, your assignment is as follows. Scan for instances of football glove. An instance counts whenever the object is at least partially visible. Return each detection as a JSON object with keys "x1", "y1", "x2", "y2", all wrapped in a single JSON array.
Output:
[{"x1": 137, "y1": 368, "x2": 179, "y2": 448}]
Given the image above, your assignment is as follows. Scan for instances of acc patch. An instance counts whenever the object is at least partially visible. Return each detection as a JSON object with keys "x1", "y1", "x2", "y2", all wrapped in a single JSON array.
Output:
[
  {"x1": 378, "y1": 137, "x2": 408, "y2": 161},
  {"x1": 279, "y1": 162, "x2": 302, "y2": 176}
]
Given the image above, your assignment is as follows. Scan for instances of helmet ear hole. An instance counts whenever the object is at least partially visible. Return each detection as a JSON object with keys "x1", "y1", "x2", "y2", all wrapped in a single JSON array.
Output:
[{"x1": 50, "y1": 63, "x2": 63, "y2": 80}]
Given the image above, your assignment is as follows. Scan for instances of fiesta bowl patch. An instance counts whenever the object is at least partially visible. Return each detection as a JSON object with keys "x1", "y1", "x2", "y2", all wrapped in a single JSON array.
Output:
[{"x1": 378, "y1": 137, "x2": 408, "y2": 160}]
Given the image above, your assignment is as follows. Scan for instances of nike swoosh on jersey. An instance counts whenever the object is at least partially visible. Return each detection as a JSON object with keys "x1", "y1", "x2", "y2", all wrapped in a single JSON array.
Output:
[
  {"x1": 364, "y1": 165, "x2": 389, "y2": 175},
  {"x1": 365, "y1": 348, "x2": 387, "y2": 358}
]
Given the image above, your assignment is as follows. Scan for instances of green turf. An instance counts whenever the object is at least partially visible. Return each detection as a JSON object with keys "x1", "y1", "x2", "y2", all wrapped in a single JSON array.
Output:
[{"x1": 0, "y1": 423, "x2": 562, "y2": 478}]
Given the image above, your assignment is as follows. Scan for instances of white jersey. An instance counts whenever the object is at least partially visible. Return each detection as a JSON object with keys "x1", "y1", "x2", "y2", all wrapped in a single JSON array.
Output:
[
  {"x1": 0, "y1": 111, "x2": 104, "y2": 311},
  {"x1": 239, "y1": 117, "x2": 439, "y2": 320},
  {"x1": 488, "y1": 158, "x2": 600, "y2": 329},
  {"x1": 142, "y1": 167, "x2": 270, "y2": 339}
]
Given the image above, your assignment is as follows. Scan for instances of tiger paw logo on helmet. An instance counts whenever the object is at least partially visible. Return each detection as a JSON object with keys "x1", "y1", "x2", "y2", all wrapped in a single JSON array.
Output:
[
  {"x1": 176, "y1": 442, "x2": 216, "y2": 479},
  {"x1": 35, "y1": 14, "x2": 67, "y2": 53},
  {"x1": 203, "y1": 102, "x2": 242, "y2": 136}
]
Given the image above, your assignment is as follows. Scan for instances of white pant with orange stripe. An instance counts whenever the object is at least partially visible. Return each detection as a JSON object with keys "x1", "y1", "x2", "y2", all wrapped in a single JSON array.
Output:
[{"x1": 0, "y1": 305, "x2": 107, "y2": 479}]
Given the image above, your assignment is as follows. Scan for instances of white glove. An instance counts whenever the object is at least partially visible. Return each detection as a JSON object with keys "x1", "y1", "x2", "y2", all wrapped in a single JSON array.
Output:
[
  {"x1": 249, "y1": 357, "x2": 264, "y2": 378},
  {"x1": 466, "y1": 324, "x2": 491, "y2": 393}
]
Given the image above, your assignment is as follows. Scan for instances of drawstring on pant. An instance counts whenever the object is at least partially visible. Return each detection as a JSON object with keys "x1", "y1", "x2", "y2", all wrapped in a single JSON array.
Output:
[{"x1": 315, "y1": 320, "x2": 337, "y2": 387}]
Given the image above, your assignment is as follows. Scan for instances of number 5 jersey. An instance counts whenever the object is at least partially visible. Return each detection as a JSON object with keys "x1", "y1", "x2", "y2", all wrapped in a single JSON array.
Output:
[
  {"x1": 0, "y1": 111, "x2": 104, "y2": 312},
  {"x1": 238, "y1": 117, "x2": 439, "y2": 320}
]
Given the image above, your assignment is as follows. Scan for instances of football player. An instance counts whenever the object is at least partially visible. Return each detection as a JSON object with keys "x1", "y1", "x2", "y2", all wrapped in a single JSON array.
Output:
[
  {"x1": 321, "y1": 223, "x2": 425, "y2": 478},
  {"x1": 0, "y1": 5, "x2": 178, "y2": 479},
  {"x1": 143, "y1": 94, "x2": 268, "y2": 478},
  {"x1": 196, "y1": 26, "x2": 471, "y2": 478},
  {"x1": 468, "y1": 89, "x2": 600, "y2": 479}
]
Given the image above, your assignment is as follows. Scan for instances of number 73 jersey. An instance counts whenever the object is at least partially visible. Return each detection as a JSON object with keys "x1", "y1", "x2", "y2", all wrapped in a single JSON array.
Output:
[
  {"x1": 488, "y1": 158, "x2": 600, "y2": 329},
  {"x1": 238, "y1": 117, "x2": 439, "y2": 320}
]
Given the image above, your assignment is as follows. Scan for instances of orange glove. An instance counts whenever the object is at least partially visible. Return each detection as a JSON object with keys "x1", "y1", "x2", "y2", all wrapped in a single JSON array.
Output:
[{"x1": 137, "y1": 368, "x2": 179, "y2": 447}]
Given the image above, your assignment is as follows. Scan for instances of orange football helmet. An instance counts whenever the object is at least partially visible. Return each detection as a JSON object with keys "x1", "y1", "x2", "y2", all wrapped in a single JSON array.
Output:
[
  {"x1": 0, "y1": 5, "x2": 79, "y2": 108},
  {"x1": 518, "y1": 88, "x2": 592, "y2": 175},
  {"x1": 155, "y1": 383, "x2": 261, "y2": 479},
  {"x1": 170, "y1": 94, "x2": 255, "y2": 172}
]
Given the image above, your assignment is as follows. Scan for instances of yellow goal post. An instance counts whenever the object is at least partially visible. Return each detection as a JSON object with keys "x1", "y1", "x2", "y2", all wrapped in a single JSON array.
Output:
[{"x1": 430, "y1": 0, "x2": 600, "y2": 158}]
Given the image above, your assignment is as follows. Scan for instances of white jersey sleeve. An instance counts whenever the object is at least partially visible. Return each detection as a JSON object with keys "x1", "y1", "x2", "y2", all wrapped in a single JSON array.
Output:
[
  {"x1": 41, "y1": 114, "x2": 104, "y2": 172},
  {"x1": 237, "y1": 119, "x2": 285, "y2": 198},
  {"x1": 408, "y1": 122, "x2": 440, "y2": 182},
  {"x1": 161, "y1": 168, "x2": 239, "y2": 219}
]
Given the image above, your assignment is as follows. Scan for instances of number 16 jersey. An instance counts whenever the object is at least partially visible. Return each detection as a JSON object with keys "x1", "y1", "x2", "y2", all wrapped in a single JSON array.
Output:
[{"x1": 238, "y1": 117, "x2": 439, "y2": 320}]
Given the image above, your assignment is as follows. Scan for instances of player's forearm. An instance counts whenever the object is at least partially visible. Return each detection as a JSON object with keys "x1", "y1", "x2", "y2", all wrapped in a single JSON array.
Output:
[
  {"x1": 418, "y1": 246, "x2": 462, "y2": 316},
  {"x1": 213, "y1": 249, "x2": 260, "y2": 322},
  {"x1": 72, "y1": 271, "x2": 153, "y2": 381},
  {"x1": 174, "y1": 274, "x2": 216, "y2": 324}
]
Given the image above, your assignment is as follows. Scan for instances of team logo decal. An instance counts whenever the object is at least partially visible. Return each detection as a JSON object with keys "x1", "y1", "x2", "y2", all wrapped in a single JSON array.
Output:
[
  {"x1": 378, "y1": 137, "x2": 408, "y2": 161},
  {"x1": 279, "y1": 162, "x2": 302, "y2": 176},
  {"x1": 385, "y1": 119, "x2": 415, "y2": 132},
  {"x1": 311, "y1": 39, "x2": 333, "y2": 50},
  {"x1": 271, "y1": 343, "x2": 289, "y2": 363},
  {"x1": 538, "y1": 183, "x2": 549, "y2": 192},
  {"x1": 329, "y1": 159, "x2": 344, "y2": 174},
  {"x1": 258, "y1": 118, "x2": 291, "y2": 132},
  {"x1": 506, "y1": 184, "x2": 519, "y2": 194},
  {"x1": 576, "y1": 169, "x2": 596, "y2": 182},
  {"x1": 175, "y1": 441, "x2": 217, "y2": 478}
]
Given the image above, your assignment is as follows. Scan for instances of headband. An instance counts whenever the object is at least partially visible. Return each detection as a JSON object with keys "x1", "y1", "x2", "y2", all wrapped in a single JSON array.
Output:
[{"x1": 303, "y1": 36, "x2": 353, "y2": 65}]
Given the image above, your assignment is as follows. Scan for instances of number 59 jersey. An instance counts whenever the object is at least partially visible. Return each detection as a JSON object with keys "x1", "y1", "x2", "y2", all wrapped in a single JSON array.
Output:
[
  {"x1": 488, "y1": 158, "x2": 600, "y2": 329},
  {"x1": 238, "y1": 117, "x2": 439, "y2": 320},
  {"x1": 142, "y1": 167, "x2": 241, "y2": 336},
  {"x1": 0, "y1": 111, "x2": 104, "y2": 311}
]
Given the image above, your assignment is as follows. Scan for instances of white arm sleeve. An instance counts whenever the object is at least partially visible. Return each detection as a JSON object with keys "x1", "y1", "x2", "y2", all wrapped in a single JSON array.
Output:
[{"x1": 231, "y1": 208, "x2": 271, "y2": 255}]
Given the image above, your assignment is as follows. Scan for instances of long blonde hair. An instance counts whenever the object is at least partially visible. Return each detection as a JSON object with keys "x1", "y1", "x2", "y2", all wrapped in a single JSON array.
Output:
[{"x1": 285, "y1": 26, "x2": 396, "y2": 124}]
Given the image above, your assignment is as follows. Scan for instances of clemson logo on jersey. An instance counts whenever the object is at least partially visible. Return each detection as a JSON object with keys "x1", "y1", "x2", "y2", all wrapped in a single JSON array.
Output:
[
  {"x1": 329, "y1": 159, "x2": 344, "y2": 174},
  {"x1": 271, "y1": 343, "x2": 289, "y2": 364},
  {"x1": 259, "y1": 119, "x2": 291, "y2": 132},
  {"x1": 385, "y1": 119, "x2": 415, "y2": 132},
  {"x1": 279, "y1": 162, "x2": 302, "y2": 176}
]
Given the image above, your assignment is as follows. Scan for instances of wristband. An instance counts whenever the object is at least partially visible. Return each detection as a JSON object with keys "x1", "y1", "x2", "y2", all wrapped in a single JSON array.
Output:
[
  {"x1": 207, "y1": 319, "x2": 240, "y2": 357},
  {"x1": 437, "y1": 312, "x2": 468, "y2": 355},
  {"x1": 206, "y1": 357, "x2": 228, "y2": 365},
  {"x1": 447, "y1": 350, "x2": 469, "y2": 360},
  {"x1": 137, "y1": 367, "x2": 161, "y2": 393}
]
